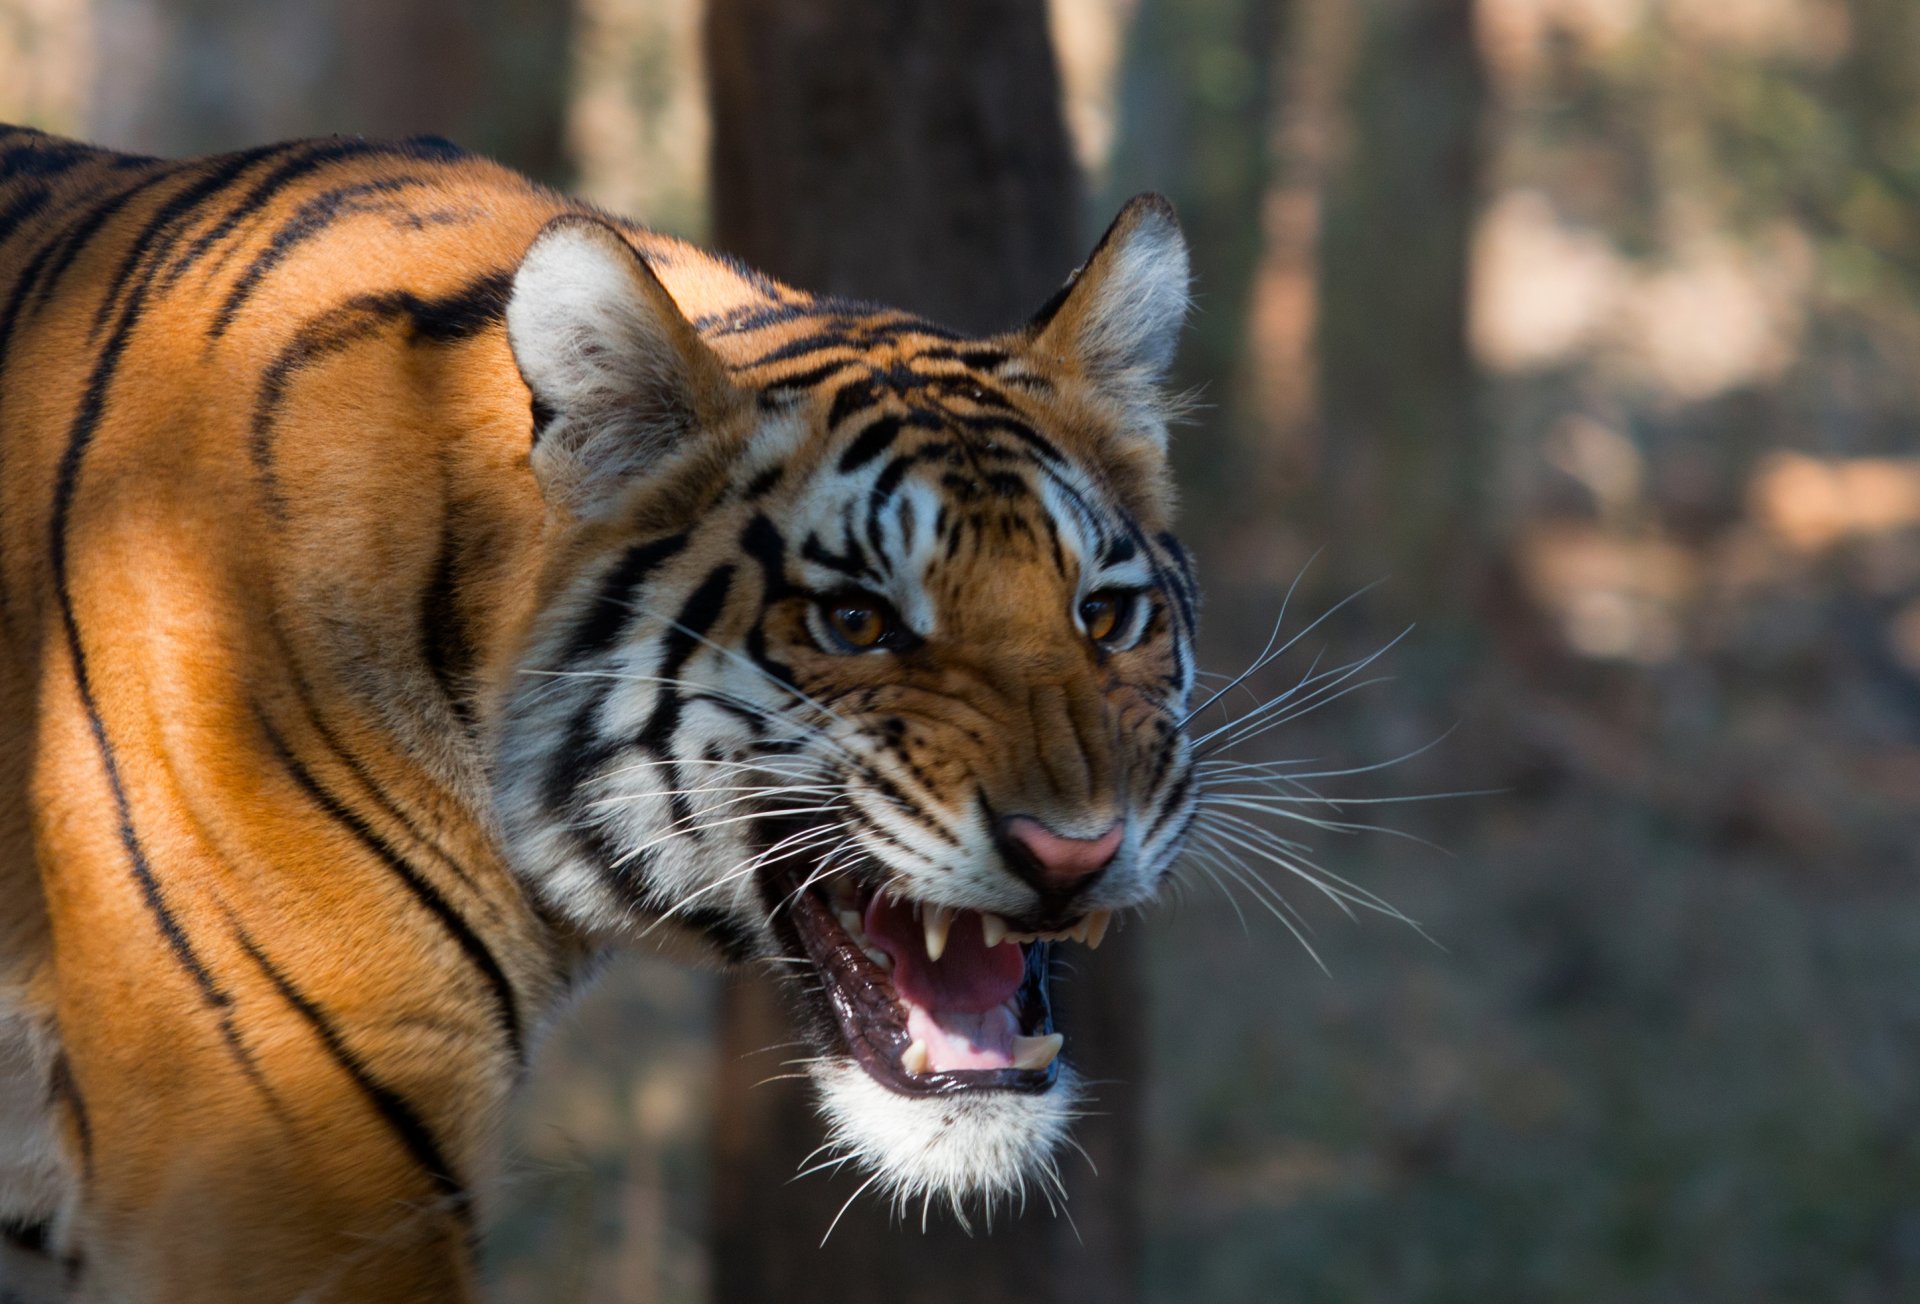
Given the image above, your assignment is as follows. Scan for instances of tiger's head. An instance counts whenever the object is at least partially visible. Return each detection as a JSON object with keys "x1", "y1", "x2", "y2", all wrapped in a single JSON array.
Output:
[{"x1": 494, "y1": 198, "x2": 1196, "y2": 1213}]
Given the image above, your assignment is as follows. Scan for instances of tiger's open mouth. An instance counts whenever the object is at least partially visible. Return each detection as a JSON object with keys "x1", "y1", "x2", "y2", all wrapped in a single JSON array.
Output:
[{"x1": 773, "y1": 858, "x2": 1111, "y2": 1096}]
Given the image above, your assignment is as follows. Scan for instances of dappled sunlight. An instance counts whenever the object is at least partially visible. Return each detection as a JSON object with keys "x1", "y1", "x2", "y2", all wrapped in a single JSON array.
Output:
[
  {"x1": 1472, "y1": 189, "x2": 1810, "y2": 398},
  {"x1": 1472, "y1": 189, "x2": 1622, "y2": 373},
  {"x1": 566, "y1": 0, "x2": 707, "y2": 235},
  {"x1": 1517, "y1": 523, "x2": 1694, "y2": 662},
  {"x1": 0, "y1": 0, "x2": 88, "y2": 129},
  {"x1": 1748, "y1": 452, "x2": 1920, "y2": 552},
  {"x1": 1050, "y1": 0, "x2": 1138, "y2": 182}
]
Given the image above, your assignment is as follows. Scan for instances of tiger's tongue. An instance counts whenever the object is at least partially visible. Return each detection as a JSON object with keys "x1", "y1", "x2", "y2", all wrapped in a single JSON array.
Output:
[{"x1": 865, "y1": 894, "x2": 1026, "y2": 1071}]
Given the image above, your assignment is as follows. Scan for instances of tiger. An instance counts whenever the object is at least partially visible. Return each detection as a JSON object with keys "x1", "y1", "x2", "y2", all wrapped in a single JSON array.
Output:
[{"x1": 0, "y1": 123, "x2": 1200, "y2": 1301}]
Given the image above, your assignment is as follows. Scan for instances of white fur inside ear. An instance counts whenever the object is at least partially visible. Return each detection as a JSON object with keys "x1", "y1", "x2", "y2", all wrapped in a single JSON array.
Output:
[
  {"x1": 508, "y1": 220, "x2": 718, "y2": 513},
  {"x1": 809, "y1": 1061, "x2": 1082, "y2": 1229},
  {"x1": 1071, "y1": 202, "x2": 1191, "y2": 391}
]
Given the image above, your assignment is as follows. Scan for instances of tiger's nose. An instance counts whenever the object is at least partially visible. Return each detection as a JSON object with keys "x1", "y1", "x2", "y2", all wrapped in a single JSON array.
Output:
[{"x1": 998, "y1": 816, "x2": 1124, "y2": 893}]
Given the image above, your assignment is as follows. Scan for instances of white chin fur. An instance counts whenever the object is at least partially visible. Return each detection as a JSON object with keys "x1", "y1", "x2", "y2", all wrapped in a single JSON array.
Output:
[{"x1": 810, "y1": 1060, "x2": 1081, "y2": 1228}]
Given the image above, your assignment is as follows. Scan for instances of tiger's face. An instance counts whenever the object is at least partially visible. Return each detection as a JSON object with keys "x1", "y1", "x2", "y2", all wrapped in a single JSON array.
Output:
[{"x1": 496, "y1": 199, "x2": 1195, "y2": 1210}]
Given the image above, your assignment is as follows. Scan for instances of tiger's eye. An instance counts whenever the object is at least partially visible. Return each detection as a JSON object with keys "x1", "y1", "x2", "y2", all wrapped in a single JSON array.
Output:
[
  {"x1": 828, "y1": 601, "x2": 888, "y2": 649},
  {"x1": 1080, "y1": 591, "x2": 1125, "y2": 642}
]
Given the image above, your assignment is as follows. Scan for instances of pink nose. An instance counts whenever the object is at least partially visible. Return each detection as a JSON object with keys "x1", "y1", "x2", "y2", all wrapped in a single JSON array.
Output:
[{"x1": 1002, "y1": 817, "x2": 1124, "y2": 889}]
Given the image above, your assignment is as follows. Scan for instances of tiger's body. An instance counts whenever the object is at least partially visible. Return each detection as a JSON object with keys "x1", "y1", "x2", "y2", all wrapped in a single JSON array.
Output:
[{"x1": 0, "y1": 125, "x2": 1199, "y2": 1301}]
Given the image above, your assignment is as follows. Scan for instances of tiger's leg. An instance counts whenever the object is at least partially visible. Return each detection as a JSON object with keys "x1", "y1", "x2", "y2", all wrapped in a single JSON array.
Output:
[
  {"x1": 46, "y1": 900, "x2": 503, "y2": 1303},
  {"x1": 35, "y1": 702, "x2": 515, "y2": 1303},
  {"x1": 47, "y1": 915, "x2": 502, "y2": 1303}
]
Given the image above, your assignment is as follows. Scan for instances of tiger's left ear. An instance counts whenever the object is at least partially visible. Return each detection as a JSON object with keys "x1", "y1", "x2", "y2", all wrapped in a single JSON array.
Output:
[
  {"x1": 508, "y1": 215, "x2": 746, "y2": 517},
  {"x1": 1024, "y1": 194, "x2": 1191, "y2": 446}
]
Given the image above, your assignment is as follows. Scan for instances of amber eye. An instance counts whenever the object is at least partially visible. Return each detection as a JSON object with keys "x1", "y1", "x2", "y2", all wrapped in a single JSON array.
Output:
[
  {"x1": 824, "y1": 598, "x2": 891, "y2": 651},
  {"x1": 1079, "y1": 590, "x2": 1133, "y2": 644}
]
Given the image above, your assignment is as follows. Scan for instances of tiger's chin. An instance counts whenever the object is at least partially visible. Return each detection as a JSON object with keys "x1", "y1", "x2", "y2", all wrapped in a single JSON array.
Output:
[
  {"x1": 811, "y1": 1062, "x2": 1082, "y2": 1218},
  {"x1": 768, "y1": 858, "x2": 1109, "y2": 1214}
]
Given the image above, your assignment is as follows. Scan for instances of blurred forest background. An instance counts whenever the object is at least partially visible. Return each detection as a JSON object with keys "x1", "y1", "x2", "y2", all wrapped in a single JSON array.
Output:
[{"x1": 6, "y1": 0, "x2": 1920, "y2": 1299}]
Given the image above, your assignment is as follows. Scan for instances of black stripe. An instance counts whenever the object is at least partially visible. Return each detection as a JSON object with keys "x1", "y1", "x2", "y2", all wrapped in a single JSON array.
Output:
[
  {"x1": 0, "y1": 139, "x2": 94, "y2": 182},
  {"x1": 742, "y1": 463, "x2": 785, "y2": 499},
  {"x1": 691, "y1": 300, "x2": 811, "y2": 336},
  {"x1": 259, "y1": 714, "x2": 526, "y2": 1065},
  {"x1": 635, "y1": 563, "x2": 737, "y2": 755},
  {"x1": 824, "y1": 375, "x2": 879, "y2": 428},
  {"x1": 209, "y1": 175, "x2": 430, "y2": 339},
  {"x1": 228, "y1": 924, "x2": 473, "y2": 1237},
  {"x1": 420, "y1": 501, "x2": 478, "y2": 734},
  {"x1": 836, "y1": 415, "x2": 903, "y2": 473},
  {"x1": 739, "y1": 514, "x2": 801, "y2": 697},
  {"x1": 46, "y1": 201, "x2": 289, "y2": 1105},
  {"x1": 1143, "y1": 765, "x2": 1193, "y2": 847},
  {"x1": 399, "y1": 270, "x2": 513, "y2": 343},
  {"x1": 282, "y1": 660, "x2": 486, "y2": 898},
  {"x1": 28, "y1": 169, "x2": 173, "y2": 315},
  {"x1": 953, "y1": 412, "x2": 1066, "y2": 463},
  {"x1": 739, "y1": 327, "x2": 859, "y2": 371},
  {"x1": 562, "y1": 532, "x2": 690, "y2": 663},
  {"x1": 250, "y1": 311, "x2": 386, "y2": 513},
  {"x1": 0, "y1": 206, "x2": 72, "y2": 388},
  {"x1": 0, "y1": 185, "x2": 48, "y2": 247},
  {"x1": 87, "y1": 142, "x2": 292, "y2": 338},
  {"x1": 165, "y1": 137, "x2": 460, "y2": 293},
  {"x1": 757, "y1": 358, "x2": 854, "y2": 395},
  {"x1": 542, "y1": 691, "x2": 621, "y2": 813},
  {"x1": 251, "y1": 270, "x2": 514, "y2": 509},
  {"x1": 873, "y1": 448, "x2": 931, "y2": 501},
  {"x1": 801, "y1": 532, "x2": 875, "y2": 582}
]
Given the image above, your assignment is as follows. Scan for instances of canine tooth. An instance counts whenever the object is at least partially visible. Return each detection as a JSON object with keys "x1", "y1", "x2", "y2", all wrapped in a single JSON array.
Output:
[
  {"x1": 1010, "y1": 1033, "x2": 1064, "y2": 1071},
  {"x1": 1086, "y1": 910, "x2": 1112, "y2": 950},
  {"x1": 862, "y1": 945, "x2": 893, "y2": 971},
  {"x1": 923, "y1": 904, "x2": 956, "y2": 962},
  {"x1": 981, "y1": 913, "x2": 1009, "y2": 948},
  {"x1": 835, "y1": 908, "x2": 864, "y2": 938},
  {"x1": 902, "y1": 1040, "x2": 931, "y2": 1075}
]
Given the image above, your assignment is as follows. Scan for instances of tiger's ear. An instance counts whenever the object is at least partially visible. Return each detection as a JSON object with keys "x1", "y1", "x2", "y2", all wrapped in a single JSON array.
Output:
[
  {"x1": 1024, "y1": 194, "x2": 1191, "y2": 447},
  {"x1": 508, "y1": 215, "x2": 744, "y2": 516}
]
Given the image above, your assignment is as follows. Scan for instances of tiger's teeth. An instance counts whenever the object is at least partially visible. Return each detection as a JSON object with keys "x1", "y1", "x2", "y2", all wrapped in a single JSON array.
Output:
[
  {"x1": 923, "y1": 904, "x2": 956, "y2": 962},
  {"x1": 1086, "y1": 910, "x2": 1112, "y2": 950},
  {"x1": 835, "y1": 908, "x2": 865, "y2": 939},
  {"x1": 981, "y1": 913, "x2": 1009, "y2": 948},
  {"x1": 902, "y1": 1040, "x2": 931, "y2": 1075},
  {"x1": 1010, "y1": 1033, "x2": 1064, "y2": 1071},
  {"x1": 862, "y1": 945, "x2": 893, "y2": 971}
]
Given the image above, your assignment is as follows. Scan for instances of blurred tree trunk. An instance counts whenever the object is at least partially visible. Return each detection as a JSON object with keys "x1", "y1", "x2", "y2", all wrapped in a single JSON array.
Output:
[
  {"x1": 88, "y1": 0, "x2": 573, "y2": 181},
  {"x1": 1313, "y1": 0, "x2": 1486, "y2": 671},
  {"x1": 705, "y1": 0, "x2": 1078, "y2": 333},
  {"x1": 704, "y1": 4, "x2": 1143, "y2": 1302}
]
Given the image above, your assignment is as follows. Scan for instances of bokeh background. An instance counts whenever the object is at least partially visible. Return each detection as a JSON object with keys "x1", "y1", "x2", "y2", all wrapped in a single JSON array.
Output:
[{"x1": 6, "y1": 0, "x2": 1920, "y2": 1299}]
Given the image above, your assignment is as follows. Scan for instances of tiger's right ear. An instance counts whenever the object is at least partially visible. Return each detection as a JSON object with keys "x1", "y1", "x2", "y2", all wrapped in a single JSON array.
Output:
[
  {"x1": 508, "y1": 216, "x2": 745, "y2": 516},
  {"x1": 1023, "y1": 194, "x2": 1190, "y2": 450}
]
